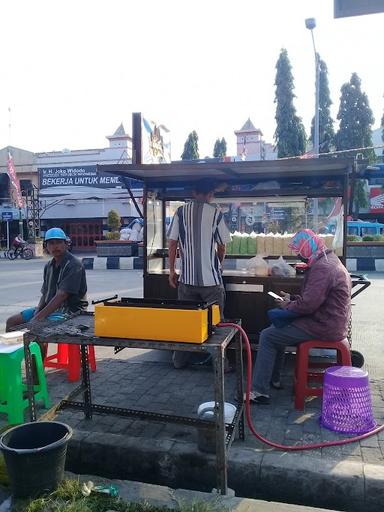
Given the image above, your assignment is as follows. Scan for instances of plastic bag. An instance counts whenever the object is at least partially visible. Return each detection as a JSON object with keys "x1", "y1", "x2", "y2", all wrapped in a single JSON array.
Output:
[
  {"x1": 231, "y1": 231, "x2": 241, "y2": 254},
  {"x1": 226, "y1": 236, "x2": 233, "y2": 255},
  {"x1": 246, "y1": 255, "x2": 268, "y2": 276},
  {"x1": 119, "y1": 227, "x2": 131, "y2": 241},
  {"x1": 264, "y1": 232, "x2": 274, "y2": 256},
  {"x1": 269, "y1": 256, "x2": 295, "y2": 277},
  {"x1": 239, "y1": 233, "x2": 249, "y2": 255},
  {"x1": 247, "y1": 232, "x2": 257, "y2": 255},
  {"x1": 256, "y1": 233, "x2": 265, "y2": 254}
]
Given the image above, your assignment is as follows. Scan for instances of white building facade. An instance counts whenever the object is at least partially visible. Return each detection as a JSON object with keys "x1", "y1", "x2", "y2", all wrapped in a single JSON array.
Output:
[{"x1": 36, "y1": 124, "x2": 142, "y2": 251}]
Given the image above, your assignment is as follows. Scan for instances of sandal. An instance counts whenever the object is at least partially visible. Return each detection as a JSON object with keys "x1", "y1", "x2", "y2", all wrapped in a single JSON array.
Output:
[{"x1": 249, "y1": 392, "x2": 270, "y2": 405}]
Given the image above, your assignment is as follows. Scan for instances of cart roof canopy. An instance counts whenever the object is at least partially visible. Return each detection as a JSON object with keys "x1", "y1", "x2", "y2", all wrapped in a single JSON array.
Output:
[{"x1": 98, "y1": 158, "x2": 352, "y2": 186}]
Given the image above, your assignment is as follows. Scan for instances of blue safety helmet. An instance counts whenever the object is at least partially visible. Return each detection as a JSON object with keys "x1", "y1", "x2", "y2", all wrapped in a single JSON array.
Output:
[{"x1": 45, "y1": 227, "x2": 67, "y2": 241}]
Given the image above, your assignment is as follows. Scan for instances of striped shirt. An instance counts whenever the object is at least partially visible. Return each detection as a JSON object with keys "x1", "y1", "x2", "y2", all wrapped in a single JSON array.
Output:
[{"x1": 168, "y1": 200, "x2": 231, "y2": 286}]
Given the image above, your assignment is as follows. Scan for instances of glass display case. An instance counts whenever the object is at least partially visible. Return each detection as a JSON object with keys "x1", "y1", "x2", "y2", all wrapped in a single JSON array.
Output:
[{"x1": 144, "y1": 193, "x2": 346, "y2": 339}]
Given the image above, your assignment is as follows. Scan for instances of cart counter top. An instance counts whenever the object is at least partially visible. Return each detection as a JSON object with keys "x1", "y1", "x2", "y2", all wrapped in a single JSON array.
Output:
[
  {"x1": 24, "y1": 313, "x2": 238, "y2": 352},
  {"x1": 147, "y1": 269, "x2": 303, "y2": 279}
]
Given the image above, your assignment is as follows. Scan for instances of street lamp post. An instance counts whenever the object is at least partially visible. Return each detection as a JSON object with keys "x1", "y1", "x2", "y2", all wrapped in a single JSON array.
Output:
[
  {"x1": 305, "y1": 17, "x2": 320, "y2": 231},
  {"x1": 305, "y1": 17, "x2": 320, "y2": 157}
]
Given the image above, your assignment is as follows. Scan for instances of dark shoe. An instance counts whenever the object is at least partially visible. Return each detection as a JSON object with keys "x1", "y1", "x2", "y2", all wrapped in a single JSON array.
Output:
[
  {"x1": 270, "y1": 381, "x2": 284, "y2": 390},
  {"x1": 249, "y1": 393, "x2": 270, "y2": 405}
]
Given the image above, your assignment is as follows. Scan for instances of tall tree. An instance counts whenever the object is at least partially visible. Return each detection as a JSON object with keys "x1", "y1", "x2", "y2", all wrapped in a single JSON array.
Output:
[
  {"x1": 213, "y1": 137, "x2": 227, "y2": 158},
  {"x1": 181, "y1": 130, "x2": 199, "y2": 160},
  {"x1": 310, "y1": 58, "x2": 335, "y2": 154},
  {"x1": 274, "y1": 48, "x2": 306, "y2": 158},
  {"x1": 335, "y1": 72, "x2": 375, "y2": 160},
  {"x1": 220, "y1": 137, "x2": 227, "y2": 157}
]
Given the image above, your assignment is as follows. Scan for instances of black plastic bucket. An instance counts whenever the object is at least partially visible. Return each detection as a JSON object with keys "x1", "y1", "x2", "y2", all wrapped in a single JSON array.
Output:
[{"x1": 0, "y1": 421, "x2": 72, "y2": 499}]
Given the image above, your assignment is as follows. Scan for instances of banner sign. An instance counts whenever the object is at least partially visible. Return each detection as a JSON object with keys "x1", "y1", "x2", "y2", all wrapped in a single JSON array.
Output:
[
  {"x1": 38, "y1": 165, "x2": 141, "y2": 192},
  {"x1": 369, "y1": 187, "x2": 384, "y2": 213},
  {"x1": 7, "y1": 152, "x2": 24, "y2": 208},
  {"x1": 39, "y1": 165, "x2": 121, "y2": 189},
  {"x1": 142, "y1": 117, "x2": 171, "y2": 164}
]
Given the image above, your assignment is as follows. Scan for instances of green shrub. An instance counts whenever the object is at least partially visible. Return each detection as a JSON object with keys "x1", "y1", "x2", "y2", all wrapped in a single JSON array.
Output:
[
  {"x1": 362, "y1": 235, "x2": 375, "y2": 241},
  {"x1": 347, "y1": 235, "x2": 362, "y2": 242},
  {"x1": 107, "y1": 209, "x2": 121, "y2": 232},
  {"x1": 105, "y1": 231, "x2": 120, "y2": 240}
]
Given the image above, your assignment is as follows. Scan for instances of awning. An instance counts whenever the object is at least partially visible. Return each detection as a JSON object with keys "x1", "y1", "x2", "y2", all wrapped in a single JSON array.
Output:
[{"x1": 97, "y1": 158, "x2": 352, "y2": 184}]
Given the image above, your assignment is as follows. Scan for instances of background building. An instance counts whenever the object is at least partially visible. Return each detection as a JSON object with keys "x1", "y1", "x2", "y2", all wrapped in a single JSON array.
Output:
[
  {"x1": 0, "y1": 124, "x2": 143, "y2": 251},
  {"x1": 36, "y1": 123, "x2": 142, "y2": 251},
  {"x1": 0, "y1": 146, "x2": 36, "y2": 245},
  {"x1": 234, "y1": 118, "x2": 277, "y2": 161}
]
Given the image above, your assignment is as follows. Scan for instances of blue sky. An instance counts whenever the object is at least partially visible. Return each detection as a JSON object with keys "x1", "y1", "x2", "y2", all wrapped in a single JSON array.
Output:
[{"x1": 1, "y1": 0, "x2": 383, "y2": 159}]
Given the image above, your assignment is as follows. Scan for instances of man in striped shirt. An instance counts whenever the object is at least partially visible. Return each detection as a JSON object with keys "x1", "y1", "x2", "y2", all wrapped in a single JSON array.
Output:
[{"x1": 168, "y1": 179, "x2": 231, "y2": 368}]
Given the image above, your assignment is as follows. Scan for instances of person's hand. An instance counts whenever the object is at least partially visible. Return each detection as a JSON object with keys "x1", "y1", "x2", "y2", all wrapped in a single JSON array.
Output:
[
  {"x1": 169, "y1": 271, "x2": 179, "y2": 289},
  {"x1": 279, "y1": 291, "x2": 291, "y2": 303}
]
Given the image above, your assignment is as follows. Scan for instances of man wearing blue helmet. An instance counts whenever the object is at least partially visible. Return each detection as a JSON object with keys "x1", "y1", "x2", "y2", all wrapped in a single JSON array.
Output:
[{"x1": 6, "y1": 227, "x2": 87, "y2": 332}]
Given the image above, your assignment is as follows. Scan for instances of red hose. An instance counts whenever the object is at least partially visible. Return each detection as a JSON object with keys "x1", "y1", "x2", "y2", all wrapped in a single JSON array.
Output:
[{"x1": 219, "y1": 322, "x2": 384, "y2": 451}]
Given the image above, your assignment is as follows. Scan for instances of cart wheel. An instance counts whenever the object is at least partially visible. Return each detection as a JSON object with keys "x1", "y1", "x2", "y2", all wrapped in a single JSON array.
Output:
[{"x1": 351, "y1": 350, "x2": 364, "y2": 368}]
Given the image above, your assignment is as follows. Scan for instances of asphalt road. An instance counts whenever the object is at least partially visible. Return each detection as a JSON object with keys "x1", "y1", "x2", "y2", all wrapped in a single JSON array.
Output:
[
  {"x1": 0, "y1": 256, "x2": 143, "y2": 331},
  {"x1": 0, "y1": 256, "x2": 382, "y2": 376}
]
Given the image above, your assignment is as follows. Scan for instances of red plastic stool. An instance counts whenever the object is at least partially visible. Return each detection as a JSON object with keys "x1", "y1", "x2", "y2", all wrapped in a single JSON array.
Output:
[
  {"x1": 44, "y1": 343, "x2": 96, "y2": 382},
  {"x1": 294, "y1": 339, "x2": 352, "y2": 410}
]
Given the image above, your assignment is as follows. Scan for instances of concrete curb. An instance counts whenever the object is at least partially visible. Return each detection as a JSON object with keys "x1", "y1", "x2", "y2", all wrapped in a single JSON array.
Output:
[
  {"x1": 346, "y1": 258, "x2": 384, "y2": 272},
  {"x1": 65, "y1": 471, "x2": 340, "y2": 512},
  {"x1": 82, "y1": 256, "x2": 384, "y2": 272},
  {"x1": 67, "y1": 430, "x2": 383, "y2": 512},
  {"x1": 82, "y1": 256, "x2": 143, "y2": 270}
]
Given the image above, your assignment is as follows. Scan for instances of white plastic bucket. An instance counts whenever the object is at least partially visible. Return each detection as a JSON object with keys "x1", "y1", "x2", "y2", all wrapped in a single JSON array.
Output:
[
  {"x1": 197, "y1": 402, "x2": 236, "y2": 423},
  {"x1": 196, "y1": 401, "x2": 236, "y2": 453}
]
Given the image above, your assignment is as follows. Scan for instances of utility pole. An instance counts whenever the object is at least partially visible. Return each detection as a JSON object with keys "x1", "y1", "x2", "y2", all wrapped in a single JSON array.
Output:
[{"x1": 26, "y1": 186, "x2": 41, "y2": 241}]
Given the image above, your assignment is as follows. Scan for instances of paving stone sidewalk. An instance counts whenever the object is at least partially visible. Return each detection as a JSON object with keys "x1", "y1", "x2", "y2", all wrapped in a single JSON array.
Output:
[
  {"x1": 13, "y1": 344, "x2": 382, "y2": 511},
  {"x1": 29, "y1": 346, "x2": 384, "y2": 464}
]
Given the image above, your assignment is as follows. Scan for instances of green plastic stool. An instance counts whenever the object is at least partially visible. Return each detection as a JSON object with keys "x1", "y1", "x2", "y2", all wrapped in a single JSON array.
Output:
[{"x1": 0, "y1": 342, "x2": 50, "y2": 424}]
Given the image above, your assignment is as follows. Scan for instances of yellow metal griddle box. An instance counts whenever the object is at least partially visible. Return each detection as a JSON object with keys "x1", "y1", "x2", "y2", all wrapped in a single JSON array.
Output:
[{"x1": 94, "y1": 297, "x2": 221, "y2": 343}]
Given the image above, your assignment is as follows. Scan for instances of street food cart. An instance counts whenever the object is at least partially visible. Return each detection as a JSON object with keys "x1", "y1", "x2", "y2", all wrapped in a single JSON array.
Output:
[{"x1": 100, "y1": 157, "x2": 351, "y2": 341}]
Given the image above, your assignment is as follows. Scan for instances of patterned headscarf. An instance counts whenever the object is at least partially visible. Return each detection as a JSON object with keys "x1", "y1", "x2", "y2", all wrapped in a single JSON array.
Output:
[{"x1": 289, "y1": 229, "x2": 327, "y2": 265}]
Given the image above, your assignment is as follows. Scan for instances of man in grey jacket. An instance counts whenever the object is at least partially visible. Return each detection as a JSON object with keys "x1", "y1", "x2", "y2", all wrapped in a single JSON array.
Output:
[{"x1": 251, "y1": 229, "x2": 351, "y2": 405}]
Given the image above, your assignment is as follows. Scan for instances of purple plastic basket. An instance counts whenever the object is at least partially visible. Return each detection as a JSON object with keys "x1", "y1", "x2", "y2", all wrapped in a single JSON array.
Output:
[{"x1": 321, "y1": 366, "x2": 376, "y2": 434}]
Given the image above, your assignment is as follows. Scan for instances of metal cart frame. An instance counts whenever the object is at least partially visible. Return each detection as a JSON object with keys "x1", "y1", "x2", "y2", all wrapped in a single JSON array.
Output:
[{"x1": 23, "y1": 313, "x2": 245, "y2": 495}]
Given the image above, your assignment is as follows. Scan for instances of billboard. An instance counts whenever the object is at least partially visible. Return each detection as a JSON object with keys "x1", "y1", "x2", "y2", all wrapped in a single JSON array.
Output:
[
  {"x1": 369, "y1": 187, "x2": 384, "y2": 213},
  {"x1": 38, "y1": 166, "x2": 141, "y2": 195},
  {"x1": 334, "y1": 0, "x2": 384, "y2": 18}
]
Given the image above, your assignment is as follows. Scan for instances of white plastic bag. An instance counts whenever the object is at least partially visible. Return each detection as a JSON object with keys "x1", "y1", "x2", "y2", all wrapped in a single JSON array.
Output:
[
  {"x1": 119, "y1": 228, "x2": 131, "y2": 241},
  {"x1": 246, "y1": 255, "x2": 269, "y2": 276},
  {"x1": 269, "y1": 256, "x2": 295, "y2": 277}
]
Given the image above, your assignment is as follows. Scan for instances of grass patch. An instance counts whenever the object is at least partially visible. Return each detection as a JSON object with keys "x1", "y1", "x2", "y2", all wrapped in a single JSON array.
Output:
[{"x1": 13, "y1": 480, "x2": 227, "y2": 512}]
